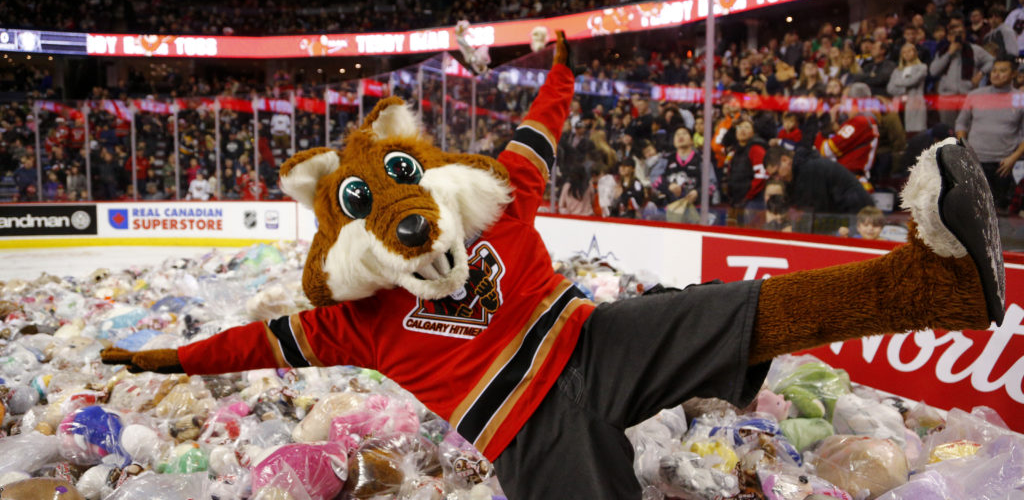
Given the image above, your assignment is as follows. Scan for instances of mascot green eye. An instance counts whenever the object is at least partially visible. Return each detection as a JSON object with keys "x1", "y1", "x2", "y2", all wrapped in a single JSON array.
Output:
[
  {"x1": 338, "y1": 177, "x2": 373, "y2": 219},
  {"x1": 384, "y1": 152, "x2": 424, "y2": 184}
]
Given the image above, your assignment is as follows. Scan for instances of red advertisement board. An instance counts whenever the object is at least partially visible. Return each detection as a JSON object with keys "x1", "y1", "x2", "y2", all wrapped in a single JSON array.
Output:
[{"x1": 701, "y1": 234, "x2": 1024, "y2": 433}]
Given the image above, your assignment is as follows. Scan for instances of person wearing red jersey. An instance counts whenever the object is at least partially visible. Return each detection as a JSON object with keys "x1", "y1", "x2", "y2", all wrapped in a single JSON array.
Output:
[
  {"x1": 238, "y1": 164, "x2": 267, "y2": 200},
  {"x1": 104, "y1": 33, "x2": 1006, "y2": 500},
  {"x1": 727, "y1": 118, "x2": 770, "y2": 206},
  {"x1": 816, "y1": 83, "x2": 880, "y2": 190}
]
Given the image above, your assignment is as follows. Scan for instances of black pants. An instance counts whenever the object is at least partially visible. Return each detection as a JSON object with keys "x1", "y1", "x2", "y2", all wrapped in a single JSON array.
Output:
[
  {"x1": 981, "y1": 161, "x2": 1014, "y2": 210},
  {"x1": 494, "y1": 280, "x2": 768, "y2": 499}
]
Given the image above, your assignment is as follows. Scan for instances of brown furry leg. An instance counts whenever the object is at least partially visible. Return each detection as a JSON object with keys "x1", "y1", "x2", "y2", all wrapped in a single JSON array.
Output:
[{"x1": 750, "y1": 222, "x2": 989, "y2": 365}]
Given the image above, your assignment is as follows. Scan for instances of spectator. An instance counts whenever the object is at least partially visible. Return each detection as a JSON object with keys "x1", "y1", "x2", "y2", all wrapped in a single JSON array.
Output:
[
  {"x1": 761, "y1": 178, "x2": 793, "y2": 232},
  {"x1": 772, "y1": 112, "x2": 804, "y2": 150},
  {"x1": 589, "y1": 129, "x2": 618, "y2": 174},
  {"x1": 557, "y1": 163, "x2": 595, "y2": 216},
  {"x1": 13, "y1": 156, "x2": 37, "y2": 199},
  {"x1": 930, "y1": 17, "x2": 996, "y2": 127},
  {"x1": 766, "y1": 60, "x2": 797, "y2": 96},
  {"x1": 836, "y1": 48, "x2": 863, "y2": 86},
  {"x1": 560, "y1": 120, "x2": 593, "y2": 173},
  {"x1": 124, "y1": 146, "x2": 151, "y2": 192},
  {"x1": 42, "y1": 170, "x2": 61, "y2": 201},
  {"x1": 955, "y1": 55, "x2": 1024, "y2": 211},
  {"x1": 778, "y1": 30, "x2": 803, "y2": 70},
  {"x1": 615, "y1": 131, "x2": 640, "y2": 164},
  {"x1": 187, "y1": 170, "x2": 213, "y2": 200},
  {"x1": 901, "y1": 25, "x2": 933, "y2": 65},
  {"x1": 653, "y1": 127, "x2": 705, "y2": 208},
  {"x1": 239, "y1": 165, "x2": 267, "y2": 201},
  {"x1": 143, "y1": 182, "x2": 168, "y2": 200},
  {"x1": 1006, "y1": 0, "x2": 1024, "y2": 55},
  {"x1": 967, "y1": 7, "x2": 991, "y2": 45},
  {"x1": 637, "y1": 139, "x2": 667, "y2": 188},
  {"x1": 792, "y1": 61, "x2": 827, "y2": 96},
  {"x1": 887, "y1": 43, "x2": 928, "y2": 133},
  {"x1": 923, "y1": 1, "x2": 942, "y2": 35},
  {"x1": 54, "y1": 184, "x2": 69, "y2": 202},
  {"x1": 94, "y1": 148, "x2": 120, "y2": 200},
  {"x1": 611, "y1": 159, "x2": 644, "y2": 218},
  {"x1": 839, "y1": 206, "x2": 887, "y2": 239},
  {"x1": 627, "y1": 96, "x2": 655, "y2": 143},
  {"x1": 817, "y1": 83, "x2": 880, "y2": 188},
  {"x1": 711, "y1": 96, "x2": 742, "y2": 167},
  {"x1": 65, "y1": 163, "x2": 87, "y2": 199},
  {"x1": 901, "y1": 122, "x2": 953, "y2": 175},
  {"x1": 726, "y1": 119, "x2": 769, "y2": 207},
  {"x1": 764, "y1": 146, "x2": 874, "y2": 214},
  {"x1": 985, "y1": 5, "x2": 1020, "y2": 59},
  {"x1": 874, "y1": 96, "x2": 908, "y2": 185},
  {"x1": 853, "y1": 41, "x2": 897, "y2": 97}
]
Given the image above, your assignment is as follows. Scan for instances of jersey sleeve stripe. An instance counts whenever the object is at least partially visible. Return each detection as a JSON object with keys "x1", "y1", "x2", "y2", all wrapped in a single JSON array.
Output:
[
  {"x1": 520, "y1": 120, "x2": 557, "y2": 155},
  {"x1": 267, "y1": 316, "x2": 311, "y2": 368},
  {"x1": 512, "y1": 125, "x2": 555, "y2": 170},
  {"x1": 454, "y1": 283, "x2": 587, "y2": 448},
  {"x1": 505, "y1": 141, "x2": 549, "y2": 181},
  {"x1": 291, "y1": 314, "x2": 324, "y2": 367},
  {"x1": 262, "y1": 322, "x2": 289, "y2": 368},
  {"x1": 826, "y1": 138, "x2": 842, "y2": 156}
]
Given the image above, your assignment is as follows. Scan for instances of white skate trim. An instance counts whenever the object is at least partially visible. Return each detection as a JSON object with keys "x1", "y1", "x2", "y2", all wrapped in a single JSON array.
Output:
[{"x1": 900, "y1": 137, "x2": 968, "y2": 258}]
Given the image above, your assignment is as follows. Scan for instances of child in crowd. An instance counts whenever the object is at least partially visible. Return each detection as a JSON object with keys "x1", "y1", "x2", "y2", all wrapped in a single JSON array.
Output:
[
  {"x1": 762, "y1": 178, "x2": 793, "y2": 232},
  {"x1": 773, "y1": 112, "x2": 803, "y2": 150},
  {"x1": 187, "y1": 170, "x2": 212, "y2": 201},
  {"x1": 42, "y1": 171, "x2": 61, "y2": 201},
  {"x1": 839, "y1": 205, "x2": 886, "y2": 239},
  {"x1": 613, "y1": 159, "x2": 645, "y2": 218}
]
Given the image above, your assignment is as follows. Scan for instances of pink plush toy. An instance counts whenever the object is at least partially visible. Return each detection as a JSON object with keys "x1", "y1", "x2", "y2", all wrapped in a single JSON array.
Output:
[
  {"x1": 199, "y1": 399, "x2": 250, "y2": 445},
  {"x1": 251, "y1": 442, "x2": 347, "y2": 500},
  {"x1": 756, "y1": 389, "x2": 792, "y2": 422},
  {"x1": 329, "y1": 394, "x2": 420, "y2": 452}
]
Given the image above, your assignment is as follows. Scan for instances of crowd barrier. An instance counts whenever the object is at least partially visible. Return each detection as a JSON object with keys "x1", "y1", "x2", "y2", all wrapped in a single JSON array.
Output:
[{"x1": 1, "y1": 201, "x2": 1022, "y2": 432}]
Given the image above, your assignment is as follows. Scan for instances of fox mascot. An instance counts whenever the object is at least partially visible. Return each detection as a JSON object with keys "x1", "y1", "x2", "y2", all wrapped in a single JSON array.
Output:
[{"x1": 104, "y1": 32, "x2": 1005, "y2": 498}]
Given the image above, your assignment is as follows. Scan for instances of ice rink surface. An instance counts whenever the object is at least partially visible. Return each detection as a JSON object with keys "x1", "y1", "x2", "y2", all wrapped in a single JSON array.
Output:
[{"x1": 0, "y1": 245, "x2": 235, "y2": 281}]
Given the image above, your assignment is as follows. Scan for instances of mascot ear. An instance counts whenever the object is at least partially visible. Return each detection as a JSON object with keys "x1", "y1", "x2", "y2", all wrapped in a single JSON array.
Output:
[
  {"x1": 280, "y1": 147, "x2": 341, "y2": 210},
  {"x1": 363, "y1": 96, "x2": 421, "y2": 140}
]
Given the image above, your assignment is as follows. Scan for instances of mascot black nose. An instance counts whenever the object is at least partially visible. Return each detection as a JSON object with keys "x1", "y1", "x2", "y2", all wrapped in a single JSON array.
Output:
[{"x1": 396, "y1": 214, "x2": 431, "y2": 247}]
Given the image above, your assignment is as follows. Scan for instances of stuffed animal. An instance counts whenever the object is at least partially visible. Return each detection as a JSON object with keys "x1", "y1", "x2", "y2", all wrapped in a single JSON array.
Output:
[{"x1": 102, "y1": 31, "x2": 1006, "y2": 498}]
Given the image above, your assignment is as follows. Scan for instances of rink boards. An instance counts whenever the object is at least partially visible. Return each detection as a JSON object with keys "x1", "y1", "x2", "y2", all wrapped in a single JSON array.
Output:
[{"x1": 2, "y1": 201, "x2": 1023, "y2": 433}]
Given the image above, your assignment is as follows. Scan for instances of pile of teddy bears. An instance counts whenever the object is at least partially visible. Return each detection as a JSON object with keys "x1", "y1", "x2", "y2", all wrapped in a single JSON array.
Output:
[{"x1": 0, "y1": 242, "x2": 1020, "y2": 499}]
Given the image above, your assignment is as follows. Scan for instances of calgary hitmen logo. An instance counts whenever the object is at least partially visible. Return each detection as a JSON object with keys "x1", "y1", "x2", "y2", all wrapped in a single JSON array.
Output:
[{"x1": 403, "y1": 242, "x2": 505, "y2": 339}]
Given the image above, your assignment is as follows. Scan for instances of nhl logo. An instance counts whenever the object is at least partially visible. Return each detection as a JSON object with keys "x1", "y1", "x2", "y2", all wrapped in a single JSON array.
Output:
[{"x1": 243, "y1": 210, "x2": 257, "y2": 229}]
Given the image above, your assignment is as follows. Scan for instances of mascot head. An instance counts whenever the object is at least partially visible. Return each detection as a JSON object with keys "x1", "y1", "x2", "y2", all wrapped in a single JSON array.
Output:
[{"x1": 279, "y1": 97, "x2": 513, "y2": 306}]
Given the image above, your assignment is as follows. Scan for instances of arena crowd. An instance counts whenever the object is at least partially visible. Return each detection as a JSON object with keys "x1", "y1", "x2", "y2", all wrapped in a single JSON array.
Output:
[{"x1": 2, "y1": 0, "x2": 1024, "y2": 245}]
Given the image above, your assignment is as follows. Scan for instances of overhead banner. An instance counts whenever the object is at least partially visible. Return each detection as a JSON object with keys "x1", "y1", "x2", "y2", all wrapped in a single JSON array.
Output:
[{"x1": 3, "y1": 0, "x2": 800, "y2": 58}]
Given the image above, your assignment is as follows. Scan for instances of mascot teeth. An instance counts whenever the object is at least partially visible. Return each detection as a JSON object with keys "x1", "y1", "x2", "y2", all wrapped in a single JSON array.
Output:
[{"x1": 413, "y1": 250, "x2": 455, "y2": 281}]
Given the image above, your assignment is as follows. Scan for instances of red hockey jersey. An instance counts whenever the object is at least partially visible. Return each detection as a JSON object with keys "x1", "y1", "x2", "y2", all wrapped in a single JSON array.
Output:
[
  {"x1": 178, "y1": 64, "x2": 596, "y2": 461},
  {"x1": 818, "y1": 114, "x2": 879, "y2": 179}
]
